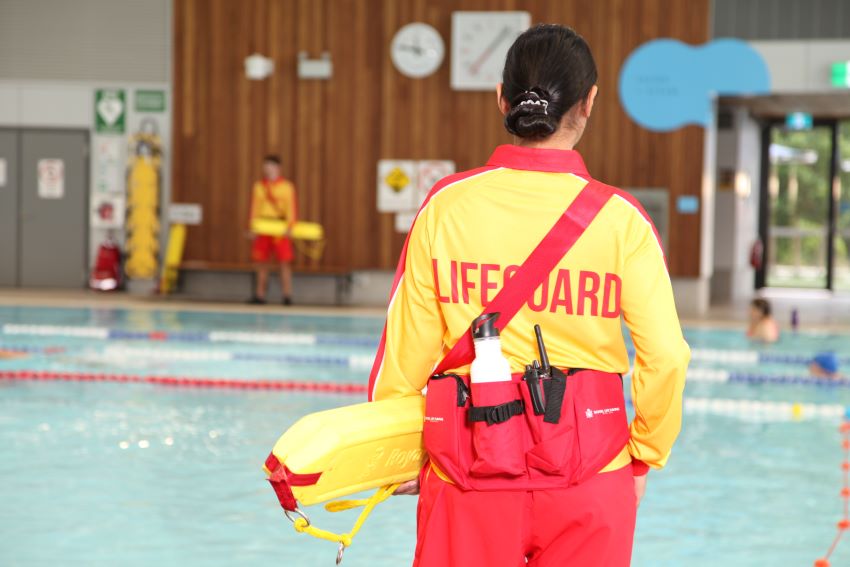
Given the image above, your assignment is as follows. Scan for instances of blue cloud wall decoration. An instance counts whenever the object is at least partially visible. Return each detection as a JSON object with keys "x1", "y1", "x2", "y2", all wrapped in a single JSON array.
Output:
[{"x1": 618, "y1": 39, "x2": 770, "y2": 132}]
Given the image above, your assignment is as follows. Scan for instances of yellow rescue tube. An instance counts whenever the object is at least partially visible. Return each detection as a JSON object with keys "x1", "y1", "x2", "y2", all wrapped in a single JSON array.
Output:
[
  {"x1": 264, "y1": 395, "x2": 425, "y2": 507},
  {"x1": 251, "y1": 218, "x2": 324, "y2": 241}
]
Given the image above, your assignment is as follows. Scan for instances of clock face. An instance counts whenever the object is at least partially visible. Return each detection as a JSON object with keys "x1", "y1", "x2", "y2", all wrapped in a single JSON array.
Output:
[
  {"x1": 451, "y1": 11, "x2": 531, "y2": 91},
  {"x1": 391, "y1": 23, "x2": 445, "y2": 79}
]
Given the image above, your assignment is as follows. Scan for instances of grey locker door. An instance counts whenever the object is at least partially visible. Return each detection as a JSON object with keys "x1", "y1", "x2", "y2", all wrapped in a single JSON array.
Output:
[
  {"x1": 20, "y1": 130, "x2": 88, "y2": 288},
  {"x1": 0, "y1": 130, "x2": 19, "y2": 286}
]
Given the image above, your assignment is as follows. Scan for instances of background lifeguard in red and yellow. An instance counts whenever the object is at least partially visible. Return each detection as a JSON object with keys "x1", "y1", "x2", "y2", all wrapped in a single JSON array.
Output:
[{"x1": 248, "y1": 155, "x2": 298, "y2": 305}]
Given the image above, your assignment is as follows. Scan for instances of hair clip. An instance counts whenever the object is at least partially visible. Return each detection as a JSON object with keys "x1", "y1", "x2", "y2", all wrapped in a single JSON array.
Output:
[{"x1": 518, "y1": 98, "x2": 549, "y2": 114}]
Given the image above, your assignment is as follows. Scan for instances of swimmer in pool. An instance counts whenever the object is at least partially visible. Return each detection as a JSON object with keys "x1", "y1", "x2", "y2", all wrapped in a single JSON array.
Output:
[
  {"x1": 809, "y1": 352, "x2": 841, "y2": 380},
  {"x1": 0, "y1": 350, "x2": 27, "y2": 359},
  {"x1": 746, "y1": 298, "x2": 779, "y2": 343}
]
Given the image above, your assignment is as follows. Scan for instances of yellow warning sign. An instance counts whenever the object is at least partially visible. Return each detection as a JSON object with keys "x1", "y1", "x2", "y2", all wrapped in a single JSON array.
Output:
[{"x1": 384, "y1": 167, "x2": 410, "y2": 193}]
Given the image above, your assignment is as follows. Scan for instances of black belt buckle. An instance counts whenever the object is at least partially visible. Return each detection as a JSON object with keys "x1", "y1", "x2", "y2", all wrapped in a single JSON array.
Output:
[
  {"x1": 486, "y1": 404, "x2": 511, "y2": 425},
  {"x1": 469, "y1": 399, "x2": 524, "y2": 425}
]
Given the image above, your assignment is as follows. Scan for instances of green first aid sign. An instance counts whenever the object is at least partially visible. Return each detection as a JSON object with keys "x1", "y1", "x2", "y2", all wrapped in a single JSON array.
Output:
[
  {"x1": 95, "y1": 89, "x2": 126, "y2": 134},
  {"x1": 135, "y1": 90, "x2": 166, "y2": 112}
]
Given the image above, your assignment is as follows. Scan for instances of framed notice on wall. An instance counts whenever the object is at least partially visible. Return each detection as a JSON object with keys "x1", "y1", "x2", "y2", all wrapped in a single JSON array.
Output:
[{"x1": 37, "y1": 159, "x2": 64, "y2": 199}]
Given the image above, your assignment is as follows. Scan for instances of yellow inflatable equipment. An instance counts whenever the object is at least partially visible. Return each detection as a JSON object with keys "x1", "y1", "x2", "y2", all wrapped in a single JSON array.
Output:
[
  {"x1": 250, "y1": 218, "x2": 326, "y2": 261},
  {"x1": 250, "y1": 218, "x2": 324, "y2": 241},
  {"x1": 125, "y1": 119, "x2": 162, "y2": 281},
  {"x1": 158, "y1": 223, "x2": 187, "y2": 294},
  {"x1": 264, "y1": 395, "x2": 425, "y2": 563}
]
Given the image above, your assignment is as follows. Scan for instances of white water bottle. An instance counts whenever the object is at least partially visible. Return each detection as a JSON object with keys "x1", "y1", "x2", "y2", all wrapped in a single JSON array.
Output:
[{"x1": 469, "y1": 313, "x2": 512, "y2": 384}]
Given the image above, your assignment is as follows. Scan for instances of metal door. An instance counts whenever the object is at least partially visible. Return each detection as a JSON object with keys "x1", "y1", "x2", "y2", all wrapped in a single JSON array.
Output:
[
  {"x1": 0, "y1": 130, "x2": 19, "y2": 286},
  {"x1": 19, "y1": 130, "x2": 88, "y2": 287}
]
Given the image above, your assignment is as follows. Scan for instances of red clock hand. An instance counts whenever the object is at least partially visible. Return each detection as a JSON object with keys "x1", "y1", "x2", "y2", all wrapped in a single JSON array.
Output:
[{"x1": 469, "y1": 26, "x2": 512, "y2": 75}]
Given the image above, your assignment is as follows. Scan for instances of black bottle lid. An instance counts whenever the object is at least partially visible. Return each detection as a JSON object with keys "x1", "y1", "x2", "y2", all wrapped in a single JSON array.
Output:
[{"x1": 471, "y1": 312, "x2": 501, "y2": 340}]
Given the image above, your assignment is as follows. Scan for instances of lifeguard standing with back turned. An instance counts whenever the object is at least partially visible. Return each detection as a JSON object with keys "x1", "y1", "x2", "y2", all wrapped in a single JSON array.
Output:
[{"x1": 368, "y1": 24, "x2": 690, "y2": 567}]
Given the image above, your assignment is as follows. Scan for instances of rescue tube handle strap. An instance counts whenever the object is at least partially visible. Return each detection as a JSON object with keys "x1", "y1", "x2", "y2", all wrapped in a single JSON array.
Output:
[
  {"x1": 468, "y1": 399, "x2": 525, "y2": 425},
  {"x1": 291, "y1": 484, "x2": 400, "y2": 564},
  {"x1": 433, "y1": 182, "x2": 612, "y2": 376}
]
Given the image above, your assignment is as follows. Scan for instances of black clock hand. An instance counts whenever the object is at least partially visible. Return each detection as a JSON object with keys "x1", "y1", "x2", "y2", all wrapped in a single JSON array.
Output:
[
  {"x1": 469, "y1": 26, "x2": 512, "y2": 74},
  {"x1": 398, "y1": 43, "x2": 425, "y2": 56}
]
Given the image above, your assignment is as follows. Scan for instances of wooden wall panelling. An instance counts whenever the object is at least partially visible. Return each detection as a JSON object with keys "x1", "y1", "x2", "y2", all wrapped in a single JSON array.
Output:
[{"x1": 172, "y1": 0, "x2": 710, "y2": 277}]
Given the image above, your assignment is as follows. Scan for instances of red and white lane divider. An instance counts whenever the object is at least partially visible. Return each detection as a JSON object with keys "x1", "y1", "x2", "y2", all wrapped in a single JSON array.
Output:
[
  {"x1": 4, "y1": 370, "x2": 848, "y2": 423},
  {"x1": 0, "y1": 370, "x2": 368, "y2": 394},
  {"x1": 815, "y1": 419, "x2": 850, "y2": 566}
]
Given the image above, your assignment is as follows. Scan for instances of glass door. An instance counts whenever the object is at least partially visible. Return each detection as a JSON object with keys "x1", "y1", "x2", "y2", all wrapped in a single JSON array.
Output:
[
  {"x1": 835, "y1": 120, "x2": 850, "y2": 290},
  {"x1": 763, "y1": 124, "x2": 833, "y2": 288}
]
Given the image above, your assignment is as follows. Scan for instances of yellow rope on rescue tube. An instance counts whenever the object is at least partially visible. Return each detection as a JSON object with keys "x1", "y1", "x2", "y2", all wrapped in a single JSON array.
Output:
[
  {"x1": 291, "y1": 484, "x2": 399, "y2": 564},
  {"x1": 293, "y1": 238, "x2": 326, "y2": 261}
]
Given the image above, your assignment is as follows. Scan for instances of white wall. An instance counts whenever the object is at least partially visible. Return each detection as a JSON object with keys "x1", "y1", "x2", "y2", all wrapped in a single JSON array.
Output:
[
  {"x1": 752, "y1": 40, "x2": 850, "y2": 92},
  {"x1": 0, "y1": 0, "x2": 169, "y2": 83}
]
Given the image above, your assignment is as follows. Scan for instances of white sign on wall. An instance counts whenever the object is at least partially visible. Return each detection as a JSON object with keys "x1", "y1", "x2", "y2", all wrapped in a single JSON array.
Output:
[
  {"x1": 37, "y1": 159, "x2": 64, "y2": 199},
  {"x1": 388, "y1": 160, "x2": 456, "y2": 233},
  {"x1": 168, "y1": 203, "x2": 203, "y2": 225},
  {"x1": 377, "y1": 160, "x2": 417, "y2": 212},
  {"x1": 394, "y1": 211, "x2": 417, "y2": 233},
  {"x1": 90, "y1": 194, "x2": 125, "y2": 229},
  {"x1": 93, "y1": 136, "x2": 124, "y2": 194},
  {"x1": 0, "y1": 158, "x2": 6, "y2": 187},
  {"x1": 417, "y1": 160, "x2": 455, "y2": 205}
]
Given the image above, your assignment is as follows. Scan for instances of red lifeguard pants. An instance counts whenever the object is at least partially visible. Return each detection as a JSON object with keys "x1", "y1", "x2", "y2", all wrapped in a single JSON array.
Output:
[{"x1": 413, "y1": 462, "x2": 637, "y2": 567}]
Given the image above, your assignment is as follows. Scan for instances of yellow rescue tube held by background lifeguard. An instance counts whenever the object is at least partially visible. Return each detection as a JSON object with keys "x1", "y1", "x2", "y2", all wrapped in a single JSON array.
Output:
[
  {"x1": 251, "y1": 218, "x2": 324, "y2": 241},
  {"x1": 264, "y1": 395, "x2": 425, "y2": 508}
]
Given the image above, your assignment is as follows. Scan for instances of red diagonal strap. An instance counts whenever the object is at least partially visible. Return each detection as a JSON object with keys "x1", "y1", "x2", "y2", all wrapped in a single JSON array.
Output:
[
  {"x1": 433, "y1": 181, "x2": 612, "y2": 376},
  {"x1": 262, "y1": 179, "x2": 286, "y2": 219}
]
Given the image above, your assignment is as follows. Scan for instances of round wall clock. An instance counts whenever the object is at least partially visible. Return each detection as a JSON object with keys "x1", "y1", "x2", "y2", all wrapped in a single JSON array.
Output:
[{"x1": 391, "y1": 23, "x2": 445, "y2": 79}]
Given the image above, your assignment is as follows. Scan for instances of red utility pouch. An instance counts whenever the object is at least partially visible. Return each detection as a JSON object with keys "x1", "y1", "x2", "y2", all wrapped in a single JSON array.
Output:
[
  {"x1": 571, "y1": 370, "x2": 630, "y2": 479},
  {"x1": 522, "y1": 369, "x2": 579, "y2": 477},
  {"x1": 468, "y1": 381, "x2": 526, "y2": 477},
  {"x1": 521, "y1": 369, "x2": 628, "y2": 481},
  {"x1": 422, "y1": 373, "x2": 472, "y2": 484}
]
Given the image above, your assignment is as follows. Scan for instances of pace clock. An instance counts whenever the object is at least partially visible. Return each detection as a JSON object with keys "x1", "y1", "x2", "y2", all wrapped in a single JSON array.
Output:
[{"x1": 451, "y1": 11, "x2": 531, "y2": 91}]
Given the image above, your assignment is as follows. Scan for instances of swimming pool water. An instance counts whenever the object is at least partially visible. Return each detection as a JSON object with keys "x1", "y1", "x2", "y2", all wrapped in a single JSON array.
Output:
[{"x1": 2, "y1": 305, "x2": 849, "y2": 566}]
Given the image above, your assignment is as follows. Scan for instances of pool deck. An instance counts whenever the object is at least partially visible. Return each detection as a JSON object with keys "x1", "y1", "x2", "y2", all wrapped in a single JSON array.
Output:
[{"x1": 0, "y1": 288, "x2": 847, "y2": 331}]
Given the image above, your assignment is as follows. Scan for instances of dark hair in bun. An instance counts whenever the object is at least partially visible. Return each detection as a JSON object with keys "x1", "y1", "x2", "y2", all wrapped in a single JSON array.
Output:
[{"x1": 502, "y1": 24, "x2": 598, "y2": 140}]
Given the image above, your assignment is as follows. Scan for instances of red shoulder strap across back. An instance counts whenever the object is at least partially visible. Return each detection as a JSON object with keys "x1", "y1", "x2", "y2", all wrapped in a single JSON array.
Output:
[
  {"x1": 433, "y1": 180, "x2": 613, "y2": 376},
  {"x1": 262, "y1": 179, "x2": 286, "y2": 219}
]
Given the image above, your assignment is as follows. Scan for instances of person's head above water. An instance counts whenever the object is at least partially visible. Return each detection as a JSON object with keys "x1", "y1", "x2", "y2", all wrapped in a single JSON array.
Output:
[
  {"x1": 498, "y1": 24, "x2": 598, "y2": 148},
  {"x1": 750, "y1": 298, "x2": 772, "y2": 321},
  {"x1": 810, "y1": 352, "x2": 840, "y2": 379}
]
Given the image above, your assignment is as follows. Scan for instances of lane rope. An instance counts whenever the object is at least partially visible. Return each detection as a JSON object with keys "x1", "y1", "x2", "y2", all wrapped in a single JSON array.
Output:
[
  {"x1": 2, "y1": 324, "x2": 377, "y2": 348},
  {"x1": 684, "y1": 397, "x2": 847, "y2": 420},
  {"x1": 815, "y1": 416, "x2": 850, "y2": 566},
  {"x1": 0, "y1": 370, "x2": 367, "y2": 393},
  {"x1": 687, "y1": 368, "x2": 850, "y2": 387},
  {"x1": 3, "y1": 370, "x2": 848, "y2": 422},
  {"x1": 98, "y1": 345, "x2": 375, "y2": 368}
]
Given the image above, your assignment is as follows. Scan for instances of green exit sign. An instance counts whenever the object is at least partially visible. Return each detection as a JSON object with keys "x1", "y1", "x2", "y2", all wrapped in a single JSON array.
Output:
[
  {"x1": 135, "y1": 89, "x2": 166, "y2": 112},
  {"x1": 832, "y1": 61, "x2": 850, "y2": 88}
]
